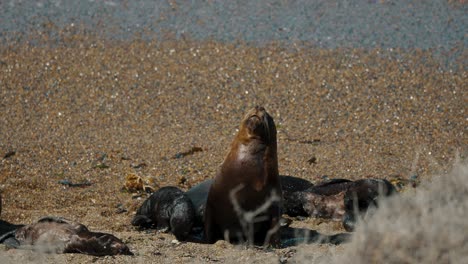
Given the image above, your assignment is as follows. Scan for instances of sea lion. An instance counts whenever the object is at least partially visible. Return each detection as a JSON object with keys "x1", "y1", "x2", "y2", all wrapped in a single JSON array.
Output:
[
  {"x1": 284, "y1": 178, "x2": 396, "y2": 231},
  {"x1": 284, "y1": 190, "x2": 347, "y2": 220},
  {"x1": 1, "y1": 217, "x2": 132, "y2": 256},
  {"x1": 204, "y1": 106, "x2": 282, "y2": 246},
  {"x1": 283, "y1": 179, "x2": 351, "y2": 218},
  {"x1": 132, "y1": 186, "x2": 195, "y2": 241}
]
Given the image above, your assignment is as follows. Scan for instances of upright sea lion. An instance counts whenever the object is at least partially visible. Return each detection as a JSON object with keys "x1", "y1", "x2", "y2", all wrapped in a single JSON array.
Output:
[
  {"x1": 2, "y1": 217, "x2": 132, "y2": 256},
  {"x1": 204, "y1": 106, "x2": 282, "y2": 246},
  {"x1": 132, "y1": 186, "x2": 195, "y2": 241}
]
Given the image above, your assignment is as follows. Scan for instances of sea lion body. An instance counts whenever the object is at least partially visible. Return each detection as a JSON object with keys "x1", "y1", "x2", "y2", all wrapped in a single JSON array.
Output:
[
  {"x1": 204, "y1": 106, "x2": 282, "y2": 246},
  {"x1": 280, "y1": 175, "x2": 314, "y2": 197},
  {"x1": 185, "y1": 179, "x2": 213, "y2": 228},
  {"x1": 6, "y1": 217, "x2": 132, "y2": 256},
  {"x1": 343, "y1": 179, "x2": 396, "y2": 231},
  {"x1": 284, "y1": 178, "x2": 396, "y2": 231},
  {"x1": 283, "y1": 179, "x2": 352, "y2": 218},
  {"x1": 132, "y1": 186, "x2": 195, "y2": 241},
  {"x1": 306, "y1": 179, "x2": 354, "y2": 195},
  {"x1": 285, "y1": 191, "x2": 346, "y2": 220}
]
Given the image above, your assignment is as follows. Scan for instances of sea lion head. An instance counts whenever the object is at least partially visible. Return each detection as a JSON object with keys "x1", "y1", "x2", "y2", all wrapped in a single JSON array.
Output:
[{"x1": 237, "y1": 106, "x2": 276, "y2": 146}]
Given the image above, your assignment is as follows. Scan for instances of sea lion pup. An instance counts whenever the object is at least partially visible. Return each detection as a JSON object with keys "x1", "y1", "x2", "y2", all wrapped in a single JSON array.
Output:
[
  {"x1": 342, "y1": 179, "x2": 396, "y2": 231},
  {"x1": 2, "y1": 217, "x2": 132, "y2": 256},
  {"x1": 132, "y1": 186, "x2": 195, "y2": 241},
  {"x1": 204, "y1": 106, "x2": 282, "y2": 246}
]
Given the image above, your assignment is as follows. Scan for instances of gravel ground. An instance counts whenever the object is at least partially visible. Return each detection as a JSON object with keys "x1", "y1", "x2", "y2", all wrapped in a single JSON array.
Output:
[{"x1": 0, "y1": 0, "x2": 467, "y2": 263}]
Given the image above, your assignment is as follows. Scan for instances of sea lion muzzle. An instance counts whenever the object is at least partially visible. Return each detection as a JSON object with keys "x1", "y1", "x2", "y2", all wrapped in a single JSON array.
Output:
[{"x1": 245, "y1": 107, "x2": 273, "y2": 144}]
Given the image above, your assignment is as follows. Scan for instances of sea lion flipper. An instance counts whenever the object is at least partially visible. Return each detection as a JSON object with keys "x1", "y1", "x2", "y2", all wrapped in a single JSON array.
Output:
[
  {"x1": 2, "y1": 237, "x2": 20, "y2": 248},
  {"x1": 0, "y1": 229, "x2": 20, "y2": 247}
]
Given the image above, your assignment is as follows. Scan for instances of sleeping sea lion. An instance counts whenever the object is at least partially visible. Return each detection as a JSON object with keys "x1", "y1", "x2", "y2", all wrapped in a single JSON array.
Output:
[
  {"x1": 204, "y1": 106, "x2": 282, "y2": 246},
  {"x1": 2, "y1": 217, "x2": 132, "y2": 256},
  {"x1": 132, "y1": 186, "x2": 195, "y2": 241},
  {"x1": 284, "y1": 178, "x2": 396, "y2": 231}
]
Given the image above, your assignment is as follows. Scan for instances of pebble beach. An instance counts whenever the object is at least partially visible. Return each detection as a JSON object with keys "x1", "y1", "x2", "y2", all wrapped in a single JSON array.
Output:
[{"x1": 0, "y1": 1, "x2": 466, "y2": 263}]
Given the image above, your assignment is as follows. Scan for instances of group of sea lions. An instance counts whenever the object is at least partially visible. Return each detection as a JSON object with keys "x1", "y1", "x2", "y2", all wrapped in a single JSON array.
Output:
[
  {"x1": 132, "y1": 106, "x2": 397, "y2": 246},
  {"x1": 0, "y1": 106, "x2": 397, "y2": 256}
]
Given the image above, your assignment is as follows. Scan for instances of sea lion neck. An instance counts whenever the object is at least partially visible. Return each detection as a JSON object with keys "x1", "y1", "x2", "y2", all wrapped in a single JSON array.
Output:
[{"x1": 231, "y1": 137, "x2": 267, "y2": 156}]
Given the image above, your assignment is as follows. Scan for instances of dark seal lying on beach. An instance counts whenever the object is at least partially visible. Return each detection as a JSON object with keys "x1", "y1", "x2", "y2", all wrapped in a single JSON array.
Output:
[
  {"x1": 131, "y1": 186, "x2": 195, "y2": 241},
  {"x1": 204, "y1": 106, "x2": 282, "y2": 246},
  {"x1": 0, "y1": 217, "x2": 133, "y2": 256},
  {"x1": 285, "y1": 178, "x2": 397, "y2": 231}
]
